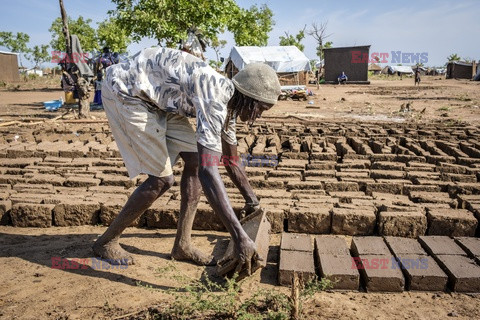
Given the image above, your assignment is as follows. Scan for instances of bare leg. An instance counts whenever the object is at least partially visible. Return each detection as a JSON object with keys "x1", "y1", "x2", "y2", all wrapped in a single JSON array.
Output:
[
  {"x1": 171, "y1": 152, "x2": 215, "y2": 265},
  {"x1": 92, "y1": 174, "x2": 174, "y2": 264}
]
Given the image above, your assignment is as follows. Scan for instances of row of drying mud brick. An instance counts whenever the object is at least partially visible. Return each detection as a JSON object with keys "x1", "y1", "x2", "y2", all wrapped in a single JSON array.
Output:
[
  {"x1": 278, "y1": 234, "x2": 480, "y2": 292},
  {"x1": 1, "y1": 154, "x2": 480, "y2": 237},
  {"x1": 0, "y1": 122, "x2": 480, "y2": 234}
]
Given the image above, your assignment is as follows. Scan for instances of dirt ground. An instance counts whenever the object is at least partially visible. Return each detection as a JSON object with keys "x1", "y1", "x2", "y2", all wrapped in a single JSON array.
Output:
[
  {"x1": 1, "y1": 226, "x2": 479, "y2": 320},
  {"x1": 0, "y1": 75, "x2": 479, "y2": 319}
]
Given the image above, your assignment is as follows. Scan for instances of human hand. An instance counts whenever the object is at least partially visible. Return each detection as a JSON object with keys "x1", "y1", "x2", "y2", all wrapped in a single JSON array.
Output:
[
  {"x1": 217, "y1": 237, "x2": 263, "y2": 278},
  {"x1": 239, "y1": 203, "x2": 261, "y2": 219}
]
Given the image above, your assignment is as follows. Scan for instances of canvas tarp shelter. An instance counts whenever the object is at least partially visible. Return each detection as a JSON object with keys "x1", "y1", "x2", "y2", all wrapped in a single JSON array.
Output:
[
  {"x1": 224, "y1": 46, "x2": 311, "y2": 86},
  {"x1": 382, "y1": 66, "x2": 414, "y2": 75},
  {"x1": 225, "y1": 45, "x2": 311, "y2": 73},
  {"x1": 390, "y1": 66, "x2": 414, "y2": 74}
]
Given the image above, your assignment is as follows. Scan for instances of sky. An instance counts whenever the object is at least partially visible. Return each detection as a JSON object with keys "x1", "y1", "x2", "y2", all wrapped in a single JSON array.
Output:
[{"x1": 0, "y1": 0, "x2": 478, "y2": 68}]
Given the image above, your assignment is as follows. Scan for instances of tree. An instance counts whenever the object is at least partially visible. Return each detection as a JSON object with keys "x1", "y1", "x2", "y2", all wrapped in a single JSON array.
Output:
[
  {"x1": 97, "y1": 18, "x2": 131, "y2": 53},
  {"x1": 109, "y1": 0, "x2": 274, "y2": 47},
  {"x1": 0, "y1": 31, "x2": 31, "y2": 66},
  {"x1": 307, "y1": 21, "x2": 332, "y2": 61},
  {"x1": 210, "y1": 38, "x2": 226, "y2": 66},
  {"x1": 316, "y1": 41, "x2": 332, "y2": 59},
  {"x1": 228, "y1": 4, "x2": 274, "y2": 46},
  {"x1": 49, "y1": 16, "x2": 98, "y2": 52},
  {"x1": 279, "y1": 26, "x2": 306, "y2": 51},
  {"x1": 28, "y1": 44, "x2": 50, "y2": 69},
  {"x1": 447, "y1": 53, "x2": 461, "y2": 62}
]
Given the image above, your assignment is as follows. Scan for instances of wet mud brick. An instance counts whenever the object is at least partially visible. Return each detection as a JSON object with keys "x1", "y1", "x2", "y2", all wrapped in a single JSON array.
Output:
[
  {"x1": 217, "y1": 209, "x2": 271, "y2": 279},
  {"x1": 314, "y1": 235, "x2": 351, "y2": 256},
  {"x1": 455, "y1": 237, "x2": 480, "y2": 264},
  {"x1": 395, "y1": 255, "x2": 447, "y2": 291},
  {"x1": 315, "y1": 236, "x2": 359, "y2": 290},
  {"x1": 384, "y1": 237, "x2": 427, "y2": 255},
  {"x1": 351, "y1": 237, "x2": 392, "y2": 256},
  {"x1": 435, "y1": 255, "x2": 480, "y2": 292},
  {"x1": 356, "y1": 255, "x2": 405, "y2": 292},
  {"x1": 278, "y1": 250, "x2": 316, "y2": 286},
  {"x1": 280, "y1": 233, "x2": 312, "y2": 252},
  {"x1": 418, "y1": 236, "x2": 467, "y2": 256},
  {"x1": 426, "y1": 208, "x2": 478, "y2": 237},
  {"x1": 384, "y1": 237, "x2": 448, "y2": 291}
]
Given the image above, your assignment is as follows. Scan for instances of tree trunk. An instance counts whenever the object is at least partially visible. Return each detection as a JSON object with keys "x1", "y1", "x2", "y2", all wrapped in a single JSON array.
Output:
[{"x1": 59, "y1": 0, "x2": 71, "y2": 56}]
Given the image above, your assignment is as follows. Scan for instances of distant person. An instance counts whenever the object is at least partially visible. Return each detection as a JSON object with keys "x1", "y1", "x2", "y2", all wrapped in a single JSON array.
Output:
[
  {"x1": 415, "y1": 67, "x2": 421, "y2": 86},
  {"x1": 61, "y1": 66, "x2": 76, "y2": 104},
  {"x1": 338, "y1": 71, "x2": 348, "y2": 84},
  {"x1": 93, "y1": 72, "x2": 103, "y2": 105}
]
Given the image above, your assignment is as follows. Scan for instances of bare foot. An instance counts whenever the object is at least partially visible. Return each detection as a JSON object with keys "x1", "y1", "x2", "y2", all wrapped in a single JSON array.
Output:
[
  {"x1": 92, "y1": 240, "x2": 134, "y2": 265},
  {"x1": 171, "y1": 245, "x2": 216, "y2": 266}
]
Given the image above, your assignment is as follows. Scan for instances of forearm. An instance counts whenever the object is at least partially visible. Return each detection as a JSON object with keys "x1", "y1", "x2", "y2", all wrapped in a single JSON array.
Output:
[
  {"x1": 225, "y1": 162, "x2": 259, "y2": 205},
  {"x1": 197, "y1": 143, "x2": 249, "y2": 244},
  {"x1": 222, "y1": 138, "x2": 259, "y2": 206}
]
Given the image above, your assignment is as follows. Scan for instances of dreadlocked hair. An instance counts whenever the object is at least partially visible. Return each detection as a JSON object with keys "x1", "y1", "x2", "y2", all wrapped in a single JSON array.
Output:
[{"x1": 225, "y1": 89, "x2": 257, "y2": 130}]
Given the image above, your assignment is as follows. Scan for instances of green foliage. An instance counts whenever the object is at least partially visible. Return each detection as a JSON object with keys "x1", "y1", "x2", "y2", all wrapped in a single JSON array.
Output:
[
  {"x1": 0, "y1": 31, "x2": 30, "y2": 53},
  {"x1": 97, "y1": 18, "x2": 131, "y2": 53},
  {"x1": 109, "y1": 0, "x2": 274, "y2": 48},
  {"x1": 49, "y1": 16, "x2": 98, "y2": 52},
  {"x1": 0, "y1": 31, "x2": 31, "y2": 66},
  {"x1": 447, "y1": 53, "x2": 461, "y2": 62},
  {"x1": 229, "y1": 4, "x2": 274, "y2": 46},
  {"x1": 279, "y1": 26, "x2": 306, "y2": 52},
  {"x1": 139, "y1": 263, "x2": 334, "y2": 319},
  {"x1": 28, "y1": 44, "x2": 50, "y2": 68},
  {"x1": 27, "y1": 73, "x2": 39, "y2": 80},
  {"x1": 301, "y1": 277, "x2": 334, "y2": 299},
  {"x1": 315, "y1": 41, "x2": 332, "y2": 60},
  {"x1": 110, "y1": 0, "x2": 235, "y2": 46},
  {"x1": 210, "y1": 38, "x2": 227, "y2": 66}
]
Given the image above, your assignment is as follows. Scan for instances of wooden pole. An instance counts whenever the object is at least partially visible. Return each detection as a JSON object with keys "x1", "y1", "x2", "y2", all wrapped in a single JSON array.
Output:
[
  {"x1": 58, "y1": 0, "x2": 90, "y2": 118},
  {"x1": 59, "y1": 0, "x2": 71, "y2": 57}
]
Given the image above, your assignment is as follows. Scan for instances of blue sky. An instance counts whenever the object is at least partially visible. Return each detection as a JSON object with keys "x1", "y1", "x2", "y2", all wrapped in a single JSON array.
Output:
[{"x1": 0, "y1": 0, "x2": 478, "y2": 67}]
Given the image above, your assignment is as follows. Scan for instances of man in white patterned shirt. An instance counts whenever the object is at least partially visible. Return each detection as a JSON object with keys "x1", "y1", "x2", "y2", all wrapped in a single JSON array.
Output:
[{"x1": 93, "y1": 47, "x2": 281, "y2": 276}]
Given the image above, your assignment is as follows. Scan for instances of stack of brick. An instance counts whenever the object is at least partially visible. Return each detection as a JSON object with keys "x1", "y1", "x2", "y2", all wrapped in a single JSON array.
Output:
[{"x1": 419, "y1": 236, "x2": 480, "y2": 292}]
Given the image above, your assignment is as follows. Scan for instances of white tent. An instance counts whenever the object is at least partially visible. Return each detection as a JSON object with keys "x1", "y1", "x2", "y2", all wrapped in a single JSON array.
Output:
[
  {"x1": 225, "y1": 46, "x2": 311, "y2": 72},
  {"x1": 389, "y1": 66, "x2": 414, "y2": 74}
]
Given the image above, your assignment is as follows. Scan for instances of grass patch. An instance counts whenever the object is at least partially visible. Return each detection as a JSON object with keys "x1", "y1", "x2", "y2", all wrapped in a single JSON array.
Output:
[{"x1": 135, "y1": 262, "x2": 334, "y2": 319}]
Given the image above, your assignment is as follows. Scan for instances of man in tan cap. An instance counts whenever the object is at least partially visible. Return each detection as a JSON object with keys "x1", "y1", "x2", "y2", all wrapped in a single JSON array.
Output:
[{"x1": 93, "y1": 46, "x2": 281, "y2": 276}]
